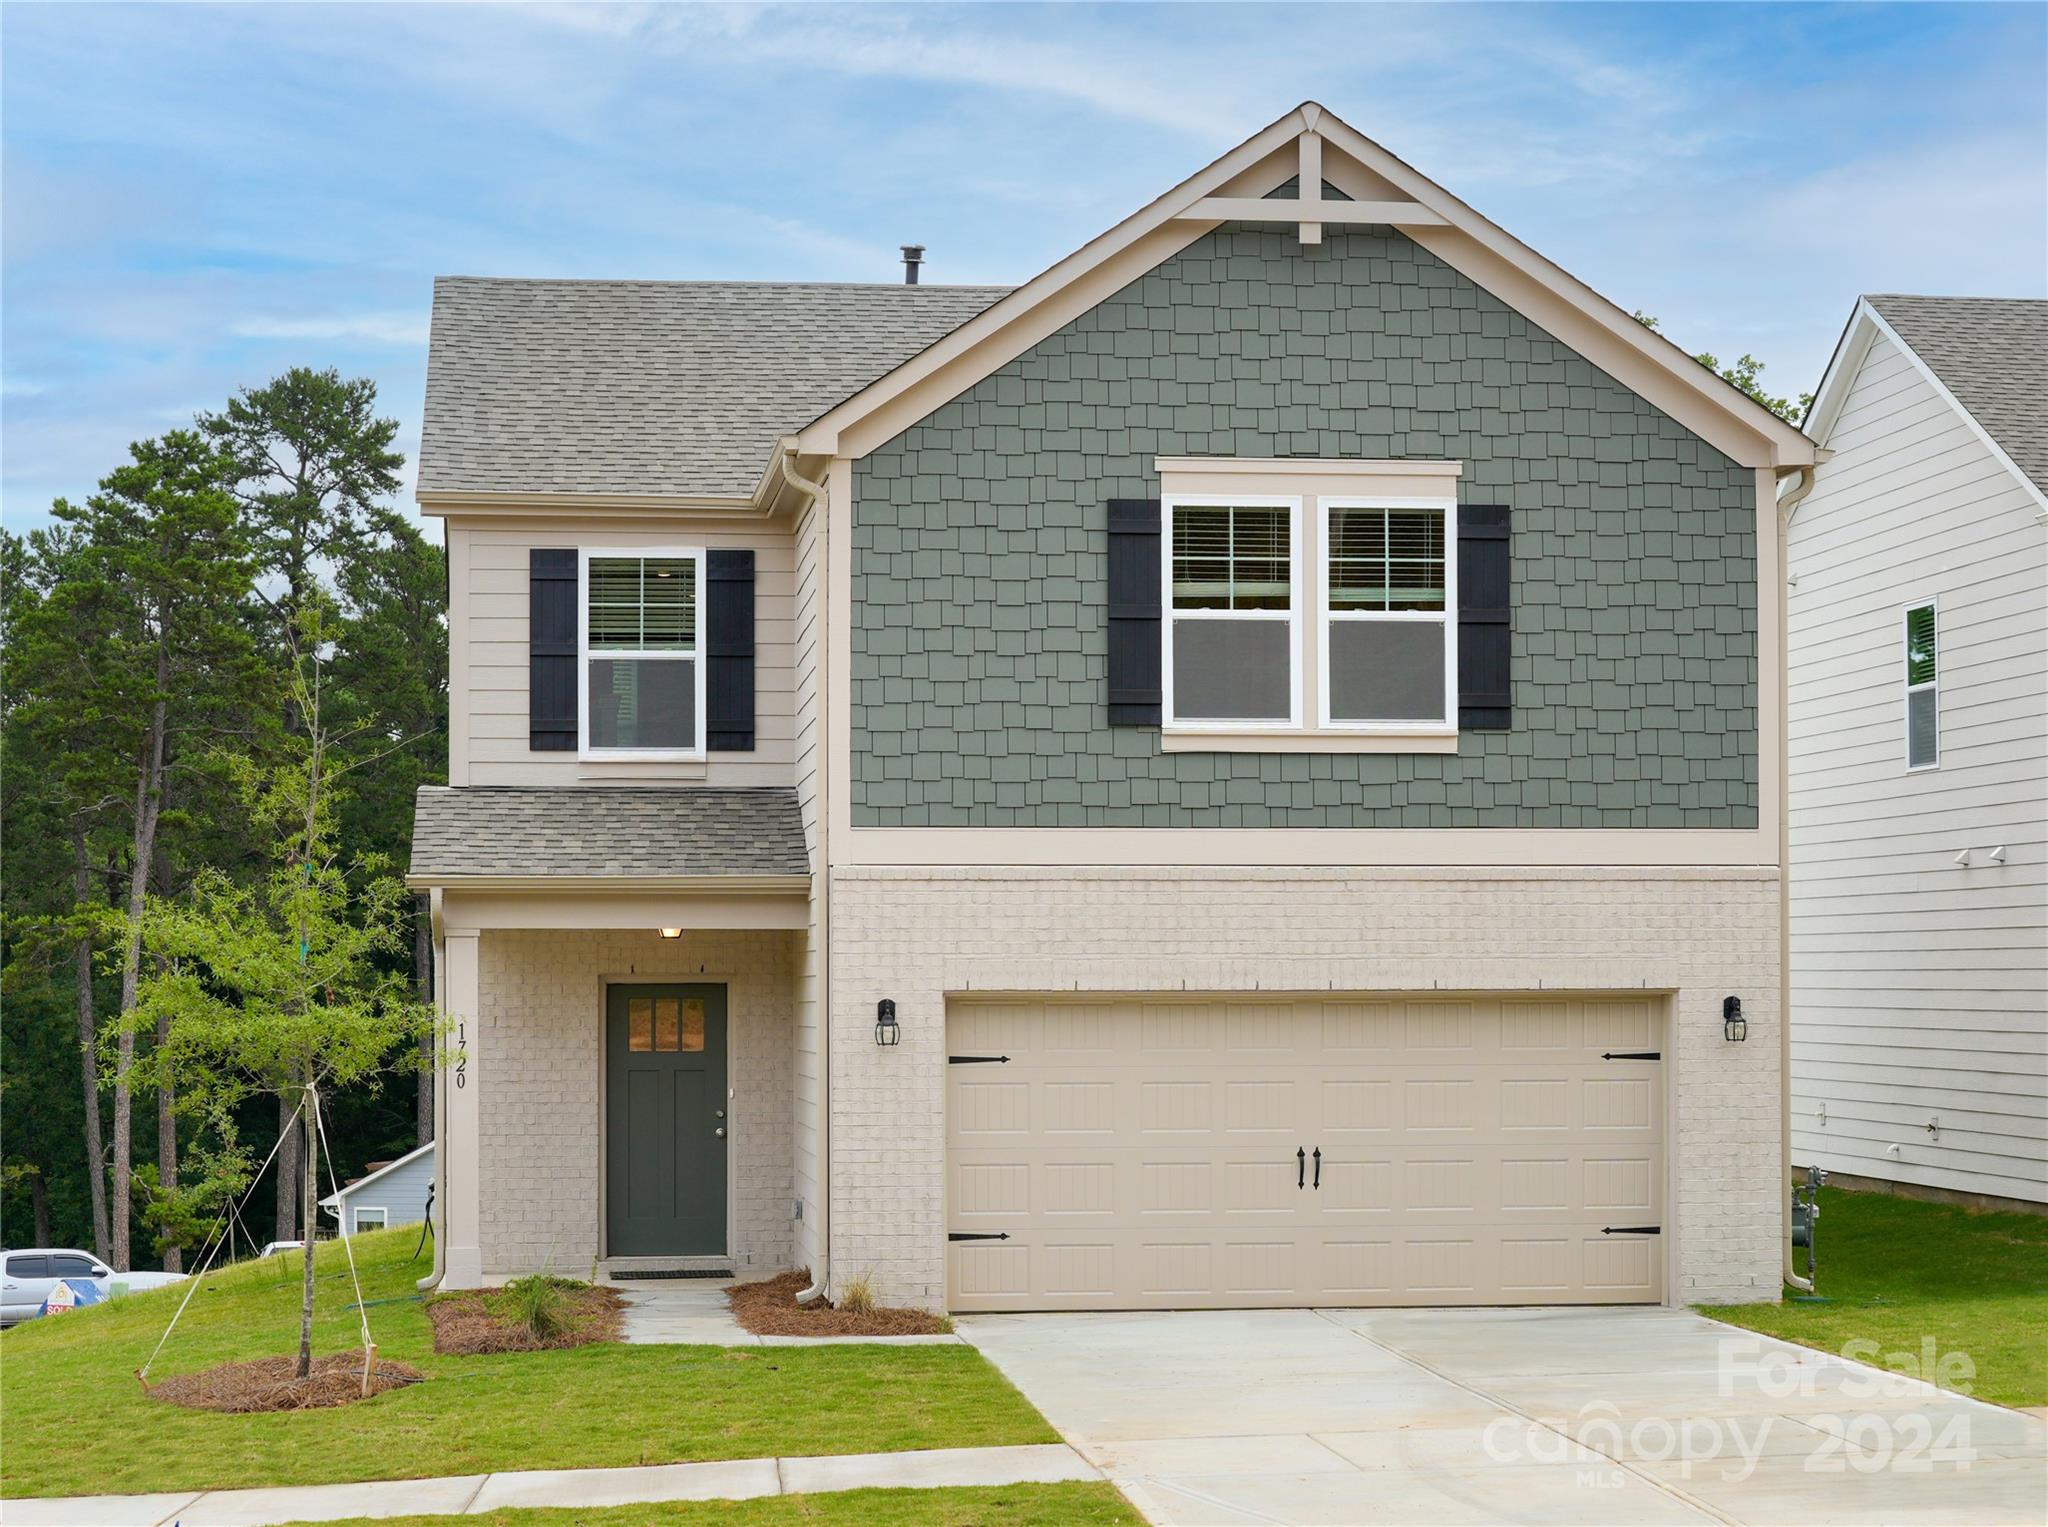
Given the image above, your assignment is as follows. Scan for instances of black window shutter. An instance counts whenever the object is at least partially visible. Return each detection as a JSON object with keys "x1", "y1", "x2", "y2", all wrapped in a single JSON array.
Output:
[
  {"x1": 1457, "y1": 505, "x2": 1512, "y2": 731},
  {"x1": 705, "y1": 549, "x2": 756, "y2": 751},
  {"x1": 1107, "y1": 499, "x2": 1163, "y2": 726},
  {"x1": 529, "y1": 549, "x2": 578, "y2": 751}
]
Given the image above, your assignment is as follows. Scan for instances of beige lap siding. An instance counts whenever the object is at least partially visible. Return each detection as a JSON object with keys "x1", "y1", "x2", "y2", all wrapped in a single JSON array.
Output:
[
  {"x1": 825, "y1": 866, "x2": 1782, "y2": 1311},
  {"x1": 477, "y1": 929, "x2": 798, "y2": 1277}
]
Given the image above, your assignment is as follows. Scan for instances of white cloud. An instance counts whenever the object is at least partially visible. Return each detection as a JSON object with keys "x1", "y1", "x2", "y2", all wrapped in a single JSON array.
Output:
[{"x1": 230, "y1": 312, "x2": 430, "y2": 346}]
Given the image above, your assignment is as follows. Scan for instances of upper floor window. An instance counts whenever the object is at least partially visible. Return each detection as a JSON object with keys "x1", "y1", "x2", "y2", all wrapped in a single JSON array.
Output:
[
  {"x1": 1905, "y1": 600, "x2": 1938, "y2": 770},
  {"x1": 1165, "y1": 499, "x2": 1300, "y2": 726},
  {"x1": 581, "y1": 548, "x2": 705, "y2": 758},
  {"x1": 1319, "y1": 500, "x2": 1453, "y2": 727},
  {"x1": 1159, "y1": 483, "x2": 1456, "y2": 735}
]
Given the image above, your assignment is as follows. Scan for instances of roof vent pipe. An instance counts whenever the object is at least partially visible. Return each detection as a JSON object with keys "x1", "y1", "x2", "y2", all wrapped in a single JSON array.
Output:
[{"x1": 900, "y1": 245, "x2": 924, "y2": 285}]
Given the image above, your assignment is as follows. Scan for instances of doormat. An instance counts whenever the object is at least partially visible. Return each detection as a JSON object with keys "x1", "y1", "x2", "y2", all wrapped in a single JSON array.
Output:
[{"x1": 609, "y1": 1268, "x2": 733, "y2": 1280}]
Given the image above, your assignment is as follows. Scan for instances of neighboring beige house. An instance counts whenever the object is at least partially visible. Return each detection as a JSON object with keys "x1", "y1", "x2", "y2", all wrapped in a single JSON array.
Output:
[
  {"x1": 1788, "y1": 295, "x2": 2048, "y2": 1211},
  {"x1": 408, "y1": 103, "x2": 1819, "y2": 1313}
]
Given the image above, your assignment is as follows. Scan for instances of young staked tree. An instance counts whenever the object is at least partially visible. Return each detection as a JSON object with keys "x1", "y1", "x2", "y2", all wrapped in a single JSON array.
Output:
[
  {"x1": 331, "y1": 519, "x2": 447, "y2": 1148},
  {"x1": 27, "y1": 436, "x2": 258, "y2": 1269},
  {"x1": 130, "y1": 609, "x2": 435, "y2": 1376},
  {"x1": 199, "y1": 367, "x2": 403, "y2": 1239}
]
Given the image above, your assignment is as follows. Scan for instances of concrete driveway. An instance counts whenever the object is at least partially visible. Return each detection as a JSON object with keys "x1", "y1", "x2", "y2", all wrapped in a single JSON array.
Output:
[{"x1": 958, "y1": 1306, "x2": 2046, "y2": 1526}]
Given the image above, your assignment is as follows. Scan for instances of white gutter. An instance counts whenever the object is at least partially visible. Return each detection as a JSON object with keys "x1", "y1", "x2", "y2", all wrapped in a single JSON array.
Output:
[
  {"x1": 776, "y1": 443, "x2": 836, "y2": 1308},
  {"x1": 1775, "y1": 465, "x2": 1817, "y2": 1294},
  {"x1": 418, "y1": 888, "x2": 448, "y2": 1293}
]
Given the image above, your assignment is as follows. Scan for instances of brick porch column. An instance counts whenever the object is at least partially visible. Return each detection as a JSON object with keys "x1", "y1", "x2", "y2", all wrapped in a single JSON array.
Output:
[{"x1": 441, "y1": 928, "x2": 484, "y2": 1288}]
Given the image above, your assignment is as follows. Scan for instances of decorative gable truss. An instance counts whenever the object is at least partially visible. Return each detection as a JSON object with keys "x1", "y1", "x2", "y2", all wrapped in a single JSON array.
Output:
[
  {"x1": 797, "y1": 102, "x2": 1817, "y2": 476},
  {"x1": 1170, "y1": 105, "x2": 1445, "y2": 245}
]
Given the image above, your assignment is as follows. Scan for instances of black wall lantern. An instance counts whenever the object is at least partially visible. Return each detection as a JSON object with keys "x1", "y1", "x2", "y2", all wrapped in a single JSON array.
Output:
[
  {"x1": 1723, "y1": 995, "x2": 1747, "y2": 1042},
  {"x1": 875, "y1": 999, "x2": 900, "y2": 1047}
]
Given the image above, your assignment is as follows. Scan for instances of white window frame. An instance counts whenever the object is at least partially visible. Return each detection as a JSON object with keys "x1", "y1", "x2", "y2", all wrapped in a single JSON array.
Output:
[
  {"x1": 578, "y1": 546, "x2": 708, "y2": 762},
  {"x1": 1160, "y1": 494, "x2": 1305, "y2": 731},
  {"x1": 1316, "y1": 495, "x2": 1459, "y2": 732},
  {"x1": 350, "y1": 1206, "x2": 388, "y2": 1236},
  {"x1": 1903, "y1": 597, "x2": 1939, "y2": 773}
]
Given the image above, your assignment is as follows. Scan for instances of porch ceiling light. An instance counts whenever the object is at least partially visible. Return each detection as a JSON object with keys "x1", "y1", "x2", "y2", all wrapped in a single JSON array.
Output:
[
  {"x1": 875, "y1": 999, "x2": 900, "y2": 1047},
  {"x1": 658, "y1": 927, "x2": 684, "y2": 940}
]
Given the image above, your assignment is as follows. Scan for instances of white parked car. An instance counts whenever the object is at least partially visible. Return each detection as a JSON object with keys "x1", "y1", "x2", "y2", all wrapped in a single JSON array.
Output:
[
  {"x1": 1, "y1": 1249, "x2": 187, "y2": 1326},
  {"x1": 258, "y1": 1240, "x2": 305, "y2": 1260}
]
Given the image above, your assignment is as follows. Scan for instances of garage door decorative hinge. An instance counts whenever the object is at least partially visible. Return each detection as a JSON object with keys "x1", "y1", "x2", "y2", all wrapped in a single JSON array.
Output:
[
  {"x1": 1600, "y1": 1051, "x2": 1662, "y2": 1061},
  {"x1": 947, "y1": 1054, "x2": 1011, "y2": 1065},
  {"x1": 1601, "y1": 1225, "x2": 1661, "y2": 1235},
  {"x1": 948, "y1": 1231, "x2": 1011, "y2": 1242}
]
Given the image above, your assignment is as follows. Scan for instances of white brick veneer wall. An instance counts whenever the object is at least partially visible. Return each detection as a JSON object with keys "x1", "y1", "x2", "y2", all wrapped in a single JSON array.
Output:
[
  {"x1": 478, "y1": 929, "x2": 798, "y2": 1277},
  {"x1": 825, "y1": 865, "x2": 1783, "y2": 1311}
]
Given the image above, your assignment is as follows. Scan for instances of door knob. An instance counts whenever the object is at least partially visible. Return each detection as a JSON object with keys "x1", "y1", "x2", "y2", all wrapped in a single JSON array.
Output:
[
  {"x1": 714, "y1": 1126, "x2": 727, "y2": 1138},
  {"x1": 715, "y1": 1109, "x2": 726, "y2": 1119}
]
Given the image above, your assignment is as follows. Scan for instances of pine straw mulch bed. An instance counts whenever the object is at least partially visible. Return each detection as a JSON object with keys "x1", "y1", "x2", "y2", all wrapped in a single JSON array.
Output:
[
  {"x1": 147, "y1": 1351, "x2": 426, "y2": 1413},
  {"x1": 425, "y1": 1281, "x2": 626, "y2": 1354},
  {"x1": 727, "y1": 1269, "x2": 951, "y2": 1337}
]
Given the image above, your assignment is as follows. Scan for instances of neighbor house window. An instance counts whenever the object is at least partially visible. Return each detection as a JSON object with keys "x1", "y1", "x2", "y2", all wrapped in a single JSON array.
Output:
[
  {"x1": 351, "y1": 1207, "x2": 387, "y2": 1235},
  {"x1": 1162, "y1": 498, "x2": 1301, "y2": 725},
  {"x1": 1319, "y1": 500, "x2": 1455, "y2": 727},
  {"x1": 581, "y1": 548, "x2": 705, "y2": 757},
  {"x1": 1905, "y1": 600, "x2": 1938, "y2": 770}
]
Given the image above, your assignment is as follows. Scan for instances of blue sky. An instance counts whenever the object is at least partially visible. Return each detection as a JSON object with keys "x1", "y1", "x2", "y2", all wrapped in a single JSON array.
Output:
[{"x1": 5, "y1": 2, "x2": 2044, "y2": 533}]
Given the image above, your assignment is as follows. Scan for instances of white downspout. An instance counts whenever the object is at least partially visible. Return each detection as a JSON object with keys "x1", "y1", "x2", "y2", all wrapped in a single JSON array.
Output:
[
  {"x1": 1776, "y1": 465, "x2": 1817, "y2": 1294},
  {"x1": 777, "y1": 443, "x2": 835, "y2": 1307},
  {"x1": 418, "y1": 887, "x2": 449, "y2": 1292}
]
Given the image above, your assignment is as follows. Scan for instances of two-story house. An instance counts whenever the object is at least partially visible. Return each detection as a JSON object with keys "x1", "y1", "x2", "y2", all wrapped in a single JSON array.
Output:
[
  {"x1": 408, "y1": 103, "x2": 1817, "y2": 1313},
  {"x1": 1788, "y1": 295, "x2": 2047, "y2": 1211}
]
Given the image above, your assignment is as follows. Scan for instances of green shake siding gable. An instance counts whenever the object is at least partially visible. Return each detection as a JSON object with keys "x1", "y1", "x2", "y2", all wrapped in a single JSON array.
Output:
[{"x1": 850, "y1": 223, "x2": 1758, "y2": 829}]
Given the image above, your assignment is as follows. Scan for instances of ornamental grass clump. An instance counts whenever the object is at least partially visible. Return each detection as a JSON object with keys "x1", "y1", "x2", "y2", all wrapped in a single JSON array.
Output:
[{"x1": 499, "y1": 1274, "x2": 574, "y2": 1341}]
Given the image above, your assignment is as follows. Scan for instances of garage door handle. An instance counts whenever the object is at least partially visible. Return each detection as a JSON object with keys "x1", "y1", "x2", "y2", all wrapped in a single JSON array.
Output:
[
  {"x1": 1297, "y1": 1147, "x2": 1305, "y2": 1189},
  {"x1": 1601, "y1": 1225, "x2": 1661, "y2": 1235},
  {"x1": 1312, "y1": 1147, "x2": 1321, "y2": 1189}
]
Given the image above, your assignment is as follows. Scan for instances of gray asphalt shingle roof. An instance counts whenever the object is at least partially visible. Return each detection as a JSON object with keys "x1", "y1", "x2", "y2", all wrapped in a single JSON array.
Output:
[
  {"x1": 1867, "y1": 294, "x2": 2048, "y2": 495},
  {"x1": 418, "y1": 278, "x2": 1012, "y2": 498},
  {"x1": 409, "y1": 786, "x2": 808, "y2": 880}
]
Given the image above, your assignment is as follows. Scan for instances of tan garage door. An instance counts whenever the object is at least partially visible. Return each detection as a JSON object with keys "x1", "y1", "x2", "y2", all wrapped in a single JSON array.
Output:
[{"x1": 946, "y1": 995, "x2": 1666, "y2": 1311}]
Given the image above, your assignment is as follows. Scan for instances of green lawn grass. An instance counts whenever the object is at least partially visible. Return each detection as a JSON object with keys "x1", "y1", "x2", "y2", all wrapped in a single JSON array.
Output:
[
  {"x1": 301, "y1": 1483, "x2": 1139, "y2": 1527},
  {"x1": 0, "y1": 1230, "x2": 1054, "y2": 1500},
  {"x1": 1700, "y1": 1186, "x2": 2048, "y2": 1409}
]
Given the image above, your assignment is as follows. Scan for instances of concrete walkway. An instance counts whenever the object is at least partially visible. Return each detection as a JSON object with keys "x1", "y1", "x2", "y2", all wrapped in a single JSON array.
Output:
[
  {"x1": 3, "y1": 1443, "x2": 1099, "y2": 1527},
  {"x1": 959, "y1": 1305, "x2": 2048, "y2": 1526},
  {"x1": 612, "y1": 1282, "x2": 961, "y2": 1347}
]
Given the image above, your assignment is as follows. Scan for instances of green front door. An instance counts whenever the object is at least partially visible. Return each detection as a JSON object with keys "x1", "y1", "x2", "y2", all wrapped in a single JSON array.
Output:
[{"x1": 605, "y1": 984, "x2": 728, "y2": 1257}]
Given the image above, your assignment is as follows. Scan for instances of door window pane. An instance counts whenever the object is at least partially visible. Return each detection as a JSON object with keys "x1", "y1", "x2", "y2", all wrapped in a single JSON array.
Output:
[
  {"x1": 654, "y1": 997, "x2": 680, "y2": 1052},
  {"x1": 49, "y1": 1255, "x2": 97, "y2": 1277},
  {"x1": 628, "y1": 997, "x2": 653, "y2": 1051},
  {"x1": 681, "y1": 998, "x2": 706, "y2": 1053},
  {"x1": 6, "y1": 1255, "x2": 50, "y2": 1278}
]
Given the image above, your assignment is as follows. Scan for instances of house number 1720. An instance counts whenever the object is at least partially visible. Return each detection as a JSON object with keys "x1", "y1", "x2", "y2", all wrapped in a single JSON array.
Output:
[{"x1": 454, "y1": 1021, "x2": 467, "y2": 1090}]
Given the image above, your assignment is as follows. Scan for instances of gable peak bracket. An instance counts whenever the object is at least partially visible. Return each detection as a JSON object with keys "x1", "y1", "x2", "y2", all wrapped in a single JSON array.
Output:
[{"x1": 1298, "y1": 130, "x2": 1324, "y2": 245}]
